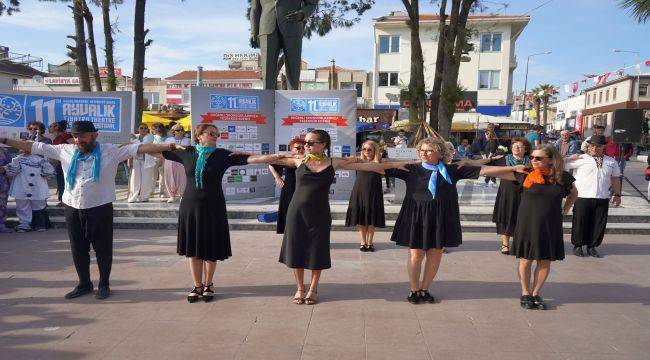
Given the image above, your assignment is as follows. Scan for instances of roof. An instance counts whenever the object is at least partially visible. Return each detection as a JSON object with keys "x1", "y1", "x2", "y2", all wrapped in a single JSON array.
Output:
[
  {"x1": 165, "y1": 69, "x2": 261, "y2": 81},
  {"x1": 374, "y1": 13, "x2": 530, "y2": 23},
  {"x1": 0, "y1": 60, "x2": 48, "y2": 78}
]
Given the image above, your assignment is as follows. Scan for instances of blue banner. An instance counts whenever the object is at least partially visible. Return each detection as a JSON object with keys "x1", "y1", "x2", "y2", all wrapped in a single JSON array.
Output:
[
  {"x1": 0, "y1": 92, "x2": 122, "y2": 132},
  {"x1": 210, "y1": 95, "x2": 259, "y2": 111},
  {"x1": 290, "y1": 98, "x2": 340, "y2": 113}
]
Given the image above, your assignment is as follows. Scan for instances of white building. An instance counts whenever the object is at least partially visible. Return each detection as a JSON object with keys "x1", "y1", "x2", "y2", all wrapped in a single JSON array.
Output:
[
  {"x1": 371, "y1": 12, "x2": 529, "y2": 127},
  {"x1": 553, "y1": 94, "x2": 585, "y2": 132}
]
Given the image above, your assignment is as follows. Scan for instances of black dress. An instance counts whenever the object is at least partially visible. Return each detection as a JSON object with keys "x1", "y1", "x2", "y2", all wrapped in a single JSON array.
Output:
[
  {"x1": 386, "y1": 163, "x2": 481, "y2": 249},
  {"x1": 345, "y1": 170, "x2": 385, "y2": 228},
  {"x1": 279, "y1": 161, "x2": 335, "y2": 270},
  {"x1": 511, "y1": 171, "x2": 575, "y2": 261},
  {"x1": 491, "y1": 158, "x2": 523, "y2": 236},
  {"x1": 275, "y1": 165, "x2": 296, "y2": 234},
  {"x1": 162, "y1": 147, "x2": 249, "y2": 261}
]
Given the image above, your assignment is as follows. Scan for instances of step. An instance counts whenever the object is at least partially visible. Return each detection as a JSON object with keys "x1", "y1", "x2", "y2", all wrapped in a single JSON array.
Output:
[{"x1": 11, "y1": 217, "x2": 650, "y2": 235}]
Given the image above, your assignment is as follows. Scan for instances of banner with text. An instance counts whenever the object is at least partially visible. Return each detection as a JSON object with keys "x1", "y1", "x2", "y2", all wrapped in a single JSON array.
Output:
[
  {"x1": 275, "y1": 90, "x2": 357, "y2": 200},
  {"x1": 0, "y1": 90, "x2": 134, "y2": 143},
  {"x1": 191, "y1": 87, "x2": 276, "y2": 200}
]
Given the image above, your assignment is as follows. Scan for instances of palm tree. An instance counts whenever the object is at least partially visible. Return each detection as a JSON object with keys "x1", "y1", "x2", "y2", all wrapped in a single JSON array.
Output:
[
  {"x1": 619, "y1": 0, "x2": 650, "y2": 23},
  {"x1": 538, "y1": 84, "x2": 558, "y2": 128},
  {"x1": 529, "y1": 87, "x2": 542, "y2": 126}
]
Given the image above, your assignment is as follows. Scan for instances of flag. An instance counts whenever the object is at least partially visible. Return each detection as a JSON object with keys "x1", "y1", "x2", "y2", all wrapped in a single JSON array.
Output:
[
  {"x1": 645, "y1": 59, "x2": 650, "y2": 67},
  {"x1": 597, "y1": 72, "x2": 611, "y2": 85},
  {"x1": 615, "y1": 69, "x2": 624, "y2": 77},
  {"x1": 582, "y1": 74, "x2": 598, "y2": 78},
  {"x1": 572, "y1": 82, "x2": 579, "y2": 93},
  {"x1": 564, "y1": 84, "x2": 570, "y2": 93}
]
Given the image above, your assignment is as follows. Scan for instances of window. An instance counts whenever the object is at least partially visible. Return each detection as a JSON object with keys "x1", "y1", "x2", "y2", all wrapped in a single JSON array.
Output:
[
  {"x1": 479, "y1": 70, "x2": 500, "y2": 89},
  {"x1": 480, "y1": 33, "x2": 502, "y2": 52},
  {"x1": 378, "y1": 72, "x2": 399, "y2": 87},
  {"x1": 605, "y1": 89, "x2": 609, "y2": 102},
  {"x1": 182, "y1": 89, "x2": 191, "y2": 104},
  {"x1": 639, "y1": 84, "x2": 649, "y2": 96},
  {"x1": 587, "y1": 94, "x2": 590, "y2": 105},
  {"x1": 144, "y1": 92, "x2": 160, "y2": 105},
  {"x1": 341, "y1": 82, "x2": 363, "y2": 97},
  {"x1": 613, "y1": 87, "x2": 617, "y2": 100},
  {"x1": 379, "y1": 35, "x2": 400, "y2": 54},
  {"x1": 599, "y1": 91, "x2": 602, "y2": 103}
]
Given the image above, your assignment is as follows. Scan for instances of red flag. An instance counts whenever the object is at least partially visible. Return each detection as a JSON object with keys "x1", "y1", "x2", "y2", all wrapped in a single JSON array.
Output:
[
  {"x1": 572, "y1": 82, "x2": 579, "y2": 93},
  {"x1": 582, "y1": 74, "x2": 598, "y2": 78},
  {"x1": 645, "y1": 60, "x2": 650, "y2": 67},
  {"x1": 597, "y1": 72, "x2": 611, "y2": 85}
]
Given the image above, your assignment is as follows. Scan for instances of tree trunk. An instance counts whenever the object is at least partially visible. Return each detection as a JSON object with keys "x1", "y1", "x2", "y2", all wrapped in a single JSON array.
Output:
[
  {"x1": 70, "y1": 0, "x2": 91, "y2": 92},
  {"x1": 102, "y1": 0, "x2": 116, "y2": 91},
  {"x1": 437, "y1": 0, "x2": 473, "y2": 139},
  {"x1": 534, "y1": 100, "x2": 541, "y2": 125},
  {"x1": 82, "y1": 1, "x2": 102, "y2": 92},
  {"x1": 429, "y1": 0, "x2": 447, "y2": 131},
  {"x1": 133, "y1": 0, "x2": 148, "y2": 127},
  {"x1": 542, "y1": 97, "x2": 548, "y2": 128},
  {"x1": 401, "y1": 0, "x2": 425, "y2": 123}
]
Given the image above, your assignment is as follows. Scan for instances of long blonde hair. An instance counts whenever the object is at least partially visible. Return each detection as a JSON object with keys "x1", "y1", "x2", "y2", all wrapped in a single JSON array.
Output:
[
  {"x1": 360, "y1": 140, "x2": 382, "y2": 163},
  {"x1": 416, "y1": 137, "x2": 452, "y2": 164},
  {"x1": 535, "y1": 144, "x2": 565, "y2": 185}
]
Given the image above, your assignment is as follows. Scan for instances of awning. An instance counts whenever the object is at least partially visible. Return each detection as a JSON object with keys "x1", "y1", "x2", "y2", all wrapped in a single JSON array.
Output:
[
  {"x1": 451, "y1": 122, "x2": 476, "y2": 131},
  {"x1": 142, "y1": 112, "x2": 192, "y2": 131},
  {"x1": 476, "y1": 105, "x2": 511, "y2": 117}
]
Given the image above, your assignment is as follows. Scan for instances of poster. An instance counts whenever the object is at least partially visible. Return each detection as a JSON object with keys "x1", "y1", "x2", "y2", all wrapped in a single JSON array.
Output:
[
  {"x1": 275, "y1": 90, "x2": 357, "y2": 200},
  {"x1": 191, "y1": 87, "x2": 276, "y2": 200},
  {"x1": 0, "y1": 90, "x2": 134, "y2": 143}
]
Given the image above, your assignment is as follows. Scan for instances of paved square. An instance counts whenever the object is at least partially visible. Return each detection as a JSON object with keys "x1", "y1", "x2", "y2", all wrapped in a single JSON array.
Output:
[{"x1": 1, "y1": 230, "x2": 649, "y2": 359}]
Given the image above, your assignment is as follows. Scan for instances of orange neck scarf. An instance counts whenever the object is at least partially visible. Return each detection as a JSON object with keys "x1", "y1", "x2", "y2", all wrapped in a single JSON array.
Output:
[{"x1": 523, "y1": 168, "x2": 553, "y2": 188}]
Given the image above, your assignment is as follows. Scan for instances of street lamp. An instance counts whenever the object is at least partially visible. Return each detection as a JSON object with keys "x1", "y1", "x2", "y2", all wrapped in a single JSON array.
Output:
[
  {"x1": 520, "y1": 51, "x2": 552, "y2": 122},
  {"x1": 613, "y1": 49, "x2": 641, "y2": 109}
]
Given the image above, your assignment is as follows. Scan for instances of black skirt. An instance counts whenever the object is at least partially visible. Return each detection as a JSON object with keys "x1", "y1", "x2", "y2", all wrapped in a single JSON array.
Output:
[
  {"x1": 345, "y1": 170, "x2": 385, "y2": 227},
  {"x1": 276, "y1": 166, "x2": 296, "y2": 234},
  {"x1": 492, "y1": 179, "x2": 522, "y2": 236}
]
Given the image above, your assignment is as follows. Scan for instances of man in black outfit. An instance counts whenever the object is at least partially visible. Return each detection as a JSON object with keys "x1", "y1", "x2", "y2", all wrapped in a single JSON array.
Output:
[{"x1": 1, "y1": 121, "x2": 180, "y2": 299}]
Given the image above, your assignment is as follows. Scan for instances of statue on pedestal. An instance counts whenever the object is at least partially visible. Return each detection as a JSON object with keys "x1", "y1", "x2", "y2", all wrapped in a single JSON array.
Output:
[{"x1": 250, "y1": 0, "x2": 318, "y2": 90}]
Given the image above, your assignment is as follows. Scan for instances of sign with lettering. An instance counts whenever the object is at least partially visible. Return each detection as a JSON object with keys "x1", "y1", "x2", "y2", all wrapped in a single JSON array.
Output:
[{"x1": 44, "y1": 77, "x2": 80, "y2": 85}]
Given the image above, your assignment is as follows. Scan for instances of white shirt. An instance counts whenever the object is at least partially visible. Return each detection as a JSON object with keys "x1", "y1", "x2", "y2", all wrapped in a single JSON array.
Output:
[
  {"x1": 394, "y1": 136, "x2": 408, "y2": 149},
  {"x1": 31, "y1": 142, "x2": 140, "y2": 209},
  {"x1": 565, "y1": 154, "x2": 621, "y2": 199},
  {"x1": 5, "y1": 154, "x2": 55, "y2": 200},
  {"x1": 164, "y1": 136, "x2": 191, "y2": 146},
  {"x1": 131, "y1": 133, "x2": 156, "y2": 167},
  {"x1": 580, "y1": 136, "x2": 592, "y2": 153}
]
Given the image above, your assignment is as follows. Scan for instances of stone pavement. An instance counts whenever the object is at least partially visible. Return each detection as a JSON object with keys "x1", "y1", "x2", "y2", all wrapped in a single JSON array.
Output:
[{"x1": 1, "y1": 230, "x2": 649, "y2": 360}]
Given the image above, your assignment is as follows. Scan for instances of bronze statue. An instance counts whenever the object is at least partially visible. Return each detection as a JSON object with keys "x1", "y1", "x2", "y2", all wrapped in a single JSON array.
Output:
[{"x1": 250, "y1": 0, "x2": 318, "y2": 90}]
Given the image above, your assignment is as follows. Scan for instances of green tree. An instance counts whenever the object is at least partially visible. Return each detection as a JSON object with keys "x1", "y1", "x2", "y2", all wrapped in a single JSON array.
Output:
[
  {"x1": 0, "y1": 0, "x2": 19, "y2": 15},
  {"x1": 529, "y1": 86, "x2": 542, "y2": 126},
  {"x1": 538, "y1": 84, "x2": 558, "y2": 128},
  {"x1": 619, "y1": 0, "x2": 650, "y2": 23}
]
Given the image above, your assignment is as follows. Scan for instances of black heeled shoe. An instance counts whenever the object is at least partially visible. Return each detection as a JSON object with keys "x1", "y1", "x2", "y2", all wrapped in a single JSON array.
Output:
[
  {"x1": 187, "y1": 285, "x2": 203, "y2": 303},
  {"x1": 367, "y1": 244, "x2": 375, "y2": 252},
  {"x1": 419, "y1": 290, "x2": 435, "y2": 304},
  {"x1": 359, "y1": 245, "x2": 367, "y2": 252},
  {"x1": 520, "y1": 295, "x2": 535, "y2": 309},
  {"x1": 202, "y1": 283, "x2": 215, "y2": 303},
  {"x1": 532, "y1": 295, "x2": 546, "y2": 310},
  {"x1": 407, "y1": 291, "x2": 421, "y2": 304}
]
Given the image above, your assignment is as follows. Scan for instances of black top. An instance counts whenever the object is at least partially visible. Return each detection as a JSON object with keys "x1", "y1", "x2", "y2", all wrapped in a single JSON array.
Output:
[
  {"x1": 386, "y1": 163, "x2": 481, "y2": 249},
  {"x1": 510, "y1": 171, "x2": 575, "y2": 261},
  {"x1": 162, "y1": 147, "x2": 249, "y2": 261}
]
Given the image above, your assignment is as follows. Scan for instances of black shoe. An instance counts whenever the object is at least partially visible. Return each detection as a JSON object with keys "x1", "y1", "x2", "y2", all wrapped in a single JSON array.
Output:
[
  {"x1": 520, "y1": 295, "x2": 535, "y2": 309},
  {"x1": 419, "y1": 290, "x2": 435, "y2": 304},
  {"x1": 367, "y1": 244, "x2": 375, "y2": 252},
  {"x1": 202, "y1": 283, "x2": 214, "y2": 303},
  {"x1": 359, "y1": 245, "x2": 367, "y2": 252},
  {"x1": 407, "y1": 291, "x2": 421, "y2": 304},
  {"x1": 532, "y1": 295, "x2": 546, "y2": 310},
  {"x1": 64, "y1": 285, "x2": 93, "y2": 299},
  {"x1": 187, "y1": 285, "x2": 203, "y2": 303},
  {"x1": 587, "y1": 247, "x2": 602, "y2": 258},
  {"x1": 95, "y1": 286, "x2": 111, "y2": 300},
  {"x1": 573, "y1": 246, "x2": 585, "y2": 257}
]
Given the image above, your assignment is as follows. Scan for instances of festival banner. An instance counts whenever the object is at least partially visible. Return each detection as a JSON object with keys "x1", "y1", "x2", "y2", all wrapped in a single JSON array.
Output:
[
  {"x1": 190, "y1": 87, "x2": 276, "y2": 200},
  {"x1": 0, "y1": 90, "x2": 134, "y2": 143},
  {"x1": 275, "y1": 90, "x2": 357, "y2": 200}
]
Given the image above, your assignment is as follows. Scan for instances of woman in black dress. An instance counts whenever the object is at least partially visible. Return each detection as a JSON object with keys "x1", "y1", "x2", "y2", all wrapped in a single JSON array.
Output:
[
  {"x1": 379, "y1": 137, "x2": 486, "y2": 304},
  {"x1": 491, "y1": 137, "x2": 531, "y2": 254},
  {"x1": 162, "y1": 124, "x2": 284, "y2": 303},
  {"x1": 272, "y1": 130, "x2": 406, "y2": 305},
  {"x1": 481, "y1": 145, "x2": 578, "y2": 310},
  {"x1": 269, "y1": 138, "x2": 305, "y2": 234},
  {"x1": 345, "y1": 140, "x2": 385, "y2": 252}
]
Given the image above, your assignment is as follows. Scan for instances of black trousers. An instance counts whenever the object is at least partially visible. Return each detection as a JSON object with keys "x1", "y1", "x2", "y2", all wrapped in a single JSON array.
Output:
[
  {"x1": 571, "y1": 198, "x2": 609, "y2": 248},
  {"x1": 55, "y1": 164, "x2": 64, "y2": 202},
  {"x1": 64, "y1": 203, "x2": 114, "y2": 288}
]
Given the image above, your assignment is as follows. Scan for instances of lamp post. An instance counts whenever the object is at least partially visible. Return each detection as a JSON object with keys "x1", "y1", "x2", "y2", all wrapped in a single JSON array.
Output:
[
  {"x1": 613, "y1": 49, "x2": 641, "y2": 109},
  {"x1": 520, "y1": 51, "x2": 552, "y2": 122}
]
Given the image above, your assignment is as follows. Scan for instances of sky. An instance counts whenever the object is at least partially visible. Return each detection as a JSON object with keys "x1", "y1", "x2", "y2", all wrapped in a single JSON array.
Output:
[{"x1": 1, "y1": 0, "x2": 649, "y2": 99}]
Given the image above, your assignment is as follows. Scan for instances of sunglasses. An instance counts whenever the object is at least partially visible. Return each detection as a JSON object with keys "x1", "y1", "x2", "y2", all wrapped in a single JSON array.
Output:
[
  {"x1": 293, "y1": 146, "x2": 304, "y2": 150},
  {"x1": 362, "y1": 147, "x2": 374, "y2": 151},
  {"x1": 305, "y1": 141, "x2": 322, "y2": 147},
  {"x1": 29, "y1": 127, "x2": 39, "y2": 131},
  {"x1": 530, "y1": 156, "x2": 548, "y2": 161}
]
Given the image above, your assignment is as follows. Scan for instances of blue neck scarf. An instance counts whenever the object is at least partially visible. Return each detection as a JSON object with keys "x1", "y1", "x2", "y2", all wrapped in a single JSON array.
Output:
[
  {"x1": 505, "y1": 154, "x2": 530, "y2": 167},
  {"x1": 195, "y1": 145, "x2": 216, "y2": 189},
  {"x1": 66, "y1": 142, "x2": 101, "y2": 190},
  {"x1": 421, "y1": 162, "x2": 452, "y2": 198}
]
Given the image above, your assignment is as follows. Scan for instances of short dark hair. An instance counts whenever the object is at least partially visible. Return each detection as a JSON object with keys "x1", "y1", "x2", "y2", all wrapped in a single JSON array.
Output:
[
  {"x1": 27, "y1": 121, "x2": 45, "y2": 133},
  {"x1": 193, "y1": 123, "x2": 217, "y2": 139}
]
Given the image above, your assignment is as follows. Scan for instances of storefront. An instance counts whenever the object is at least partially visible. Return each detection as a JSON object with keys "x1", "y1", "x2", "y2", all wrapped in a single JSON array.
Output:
[{"x1": 356, "y1": 108, "x2": 397, "y2": 148}]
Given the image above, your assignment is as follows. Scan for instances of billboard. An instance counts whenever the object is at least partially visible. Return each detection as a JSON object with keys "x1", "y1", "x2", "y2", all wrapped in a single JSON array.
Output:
[{"x1": 0, "y1": 90, "x2": 134, "y2": 143}]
